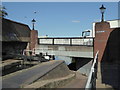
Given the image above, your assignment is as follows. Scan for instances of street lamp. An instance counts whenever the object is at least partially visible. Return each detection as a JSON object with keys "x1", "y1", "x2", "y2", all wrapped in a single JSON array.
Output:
[
  {"x1": 31, "y1": 19, "x2": 36, "y2": 30},
  {"x1": 99, "y1": 4, "x2": 106, "y2": 22}
]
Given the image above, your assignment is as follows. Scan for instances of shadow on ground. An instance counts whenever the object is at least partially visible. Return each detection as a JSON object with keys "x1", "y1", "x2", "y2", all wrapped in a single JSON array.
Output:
[{"x1": 68, "y1": 57, "x2": 92, "y2": 71}]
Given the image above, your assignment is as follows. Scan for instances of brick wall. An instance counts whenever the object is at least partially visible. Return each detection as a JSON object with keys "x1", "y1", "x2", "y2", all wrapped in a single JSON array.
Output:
[
  {"x1": 94, "y1": 22, "x2": 120, "y2": 88},
  {"x1": 94, "y1": 22, "x2": 114, "y2": 62},
  {"x1": 30, "y1": 30, "x2": 38, "y2": 51}
]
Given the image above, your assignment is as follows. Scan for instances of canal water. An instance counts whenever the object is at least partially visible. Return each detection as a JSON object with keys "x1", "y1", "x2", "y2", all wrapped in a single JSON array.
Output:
[{"x1": 55, "y1": 56, "x2": 72, "y2": 65}]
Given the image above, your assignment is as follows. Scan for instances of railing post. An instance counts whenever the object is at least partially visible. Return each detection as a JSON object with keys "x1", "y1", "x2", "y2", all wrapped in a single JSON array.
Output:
[
  {"x1": 70, "y1": 38, "x2": 72, "y2": 46},
  {"x1": 38, "y1": 38, "x2": 40, "y2": 44},
  {"x1": 53, "y1": 38, "x2": 54, "y2": 45}
]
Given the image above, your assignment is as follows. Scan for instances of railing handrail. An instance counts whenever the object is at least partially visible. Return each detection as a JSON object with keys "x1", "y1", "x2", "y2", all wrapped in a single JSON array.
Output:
[
  {"x1": 38, "y1": 37, "x2": 94, "y2": 39},
  {"x1": 85, "y1": 51, "x2": 99, "y2": 89}
]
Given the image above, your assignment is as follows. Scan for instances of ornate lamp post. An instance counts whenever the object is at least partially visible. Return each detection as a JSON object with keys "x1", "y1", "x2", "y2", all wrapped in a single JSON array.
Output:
[
  {"x1": 31, "y1": 19, "x2": 36, "y2": 30},
  {"x1": 99, "y1": 4, "x2": 106, "y2": 22}
]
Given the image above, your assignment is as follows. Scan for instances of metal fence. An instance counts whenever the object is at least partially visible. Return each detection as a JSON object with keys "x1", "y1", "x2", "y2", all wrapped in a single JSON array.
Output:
[
  {"x1": 38, "y1": 37, "x2": 93, "y2": 46},
  {"x1": 85, "y1": 51, "x2": 99, "y2": 89}
]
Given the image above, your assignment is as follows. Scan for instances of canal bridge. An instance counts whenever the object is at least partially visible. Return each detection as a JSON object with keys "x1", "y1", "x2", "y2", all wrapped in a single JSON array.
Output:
[{"x1": 34, "y1": 37, "x2": 94, "y2": 58}]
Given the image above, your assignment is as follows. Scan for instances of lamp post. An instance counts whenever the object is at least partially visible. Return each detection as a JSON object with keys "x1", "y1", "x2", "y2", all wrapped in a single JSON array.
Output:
[
  {"x1": 31, "y1": 19, "x2": 36, "y2": 30},
  {"x1": 99, "y1": 4, "x2": 106, "y2": 22}
]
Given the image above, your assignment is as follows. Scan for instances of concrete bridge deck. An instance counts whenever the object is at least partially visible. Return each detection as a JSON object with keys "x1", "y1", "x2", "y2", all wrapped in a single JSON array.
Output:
[
  {"x1": 35, "y1": 45, "x2": 93, "y2": 58},
  {"x1": 34, "y1": 37, "x2": 94, "y2": 58}
]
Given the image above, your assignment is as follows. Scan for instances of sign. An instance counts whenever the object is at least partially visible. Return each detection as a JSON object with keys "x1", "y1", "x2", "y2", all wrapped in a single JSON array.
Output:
[{"x1": 96, "y1": 30, "x2": 105, "y2": 33}]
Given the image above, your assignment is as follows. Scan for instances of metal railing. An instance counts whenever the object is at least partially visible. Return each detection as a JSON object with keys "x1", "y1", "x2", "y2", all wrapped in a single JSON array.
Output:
[{"x1": 85, "y1": 51, "x2": 99, "y2": 89}]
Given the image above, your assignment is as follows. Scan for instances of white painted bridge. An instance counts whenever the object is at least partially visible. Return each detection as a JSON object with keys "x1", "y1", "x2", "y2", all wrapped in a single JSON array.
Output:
[{"x1": 34, "y1": 37, "x2": 94, "y2": 58}]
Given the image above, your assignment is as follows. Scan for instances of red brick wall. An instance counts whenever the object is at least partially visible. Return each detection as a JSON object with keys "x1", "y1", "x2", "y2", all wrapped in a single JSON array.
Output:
[
  {"x1": 94, "y1": 22, "x2": 114, "y2": 62},
  {"x1": 30, "y1": 30, "x2": 38, "y2": 51}
]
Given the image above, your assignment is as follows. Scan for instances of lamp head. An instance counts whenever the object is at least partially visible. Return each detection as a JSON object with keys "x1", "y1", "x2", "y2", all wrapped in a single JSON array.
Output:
[
  {"x1": 32, "y1": 19, "x2": 36, "y2": 23},
  {"x1": 99, "y1": 4, "x2": 106, "y2": 14}
]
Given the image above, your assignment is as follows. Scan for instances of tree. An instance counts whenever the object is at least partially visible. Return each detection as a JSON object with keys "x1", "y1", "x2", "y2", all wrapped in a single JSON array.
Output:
[{"x1": 0, "y1": 5, "x2": 8, "y2": 18}]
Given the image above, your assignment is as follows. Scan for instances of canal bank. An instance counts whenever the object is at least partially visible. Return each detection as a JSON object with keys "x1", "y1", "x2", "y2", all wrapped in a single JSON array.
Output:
[
  {"x1": 3, "y1": 60, "x2": 75, "y2": 88},
  {"x1": 55, "y1": 56, "x2": 93, "y2": 76}
]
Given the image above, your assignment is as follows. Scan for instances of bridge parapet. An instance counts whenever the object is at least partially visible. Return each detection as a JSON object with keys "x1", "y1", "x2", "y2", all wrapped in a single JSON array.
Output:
[
  {"x1": 38, "y1": 37, "x2": 93, "y2": 46},
  {"x1": 34, "y1": 37, "x2": 94, "y2": 58}
]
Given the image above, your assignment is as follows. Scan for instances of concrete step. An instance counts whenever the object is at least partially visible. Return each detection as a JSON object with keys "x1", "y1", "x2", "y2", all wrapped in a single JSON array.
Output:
[{"x1": 24, "y1": 73, "x2": 75, "y2": 88}]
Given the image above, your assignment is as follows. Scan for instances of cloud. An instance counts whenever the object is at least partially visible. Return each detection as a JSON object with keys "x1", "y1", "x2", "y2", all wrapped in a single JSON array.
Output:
[{"x1": 72, "y1": 20, "x2": 80, "y2": 23}]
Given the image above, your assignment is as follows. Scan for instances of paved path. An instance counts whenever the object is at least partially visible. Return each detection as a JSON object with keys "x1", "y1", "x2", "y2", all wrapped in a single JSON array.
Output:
[
  {"x1": 3, "y1": 60, "x2": 64, "y2": 88},
  {"x1": 60, "y1": 60, "x2": 92, "y2": 88},
  {"x1": 78, "y1": 60, "x2": 93, "y2": 76},
  {"x1": 61, "y1": 72, "x2": 87, "y2": 88}
]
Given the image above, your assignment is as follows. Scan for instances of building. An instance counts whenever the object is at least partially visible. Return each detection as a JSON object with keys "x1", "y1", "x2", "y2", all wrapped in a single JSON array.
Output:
[{"x1": 1, "y1": 18, "x2": 31, "y2": 60}]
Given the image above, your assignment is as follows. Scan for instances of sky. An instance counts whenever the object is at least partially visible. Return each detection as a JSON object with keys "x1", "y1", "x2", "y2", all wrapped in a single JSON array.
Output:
[{"x1": 2, "y1": 2, "x2": 118, "y2": 37}]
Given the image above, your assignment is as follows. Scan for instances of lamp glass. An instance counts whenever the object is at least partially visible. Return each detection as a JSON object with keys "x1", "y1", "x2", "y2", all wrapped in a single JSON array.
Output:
[{"x1": 100, "y1": 8, "x2": 106, "y2": 13}]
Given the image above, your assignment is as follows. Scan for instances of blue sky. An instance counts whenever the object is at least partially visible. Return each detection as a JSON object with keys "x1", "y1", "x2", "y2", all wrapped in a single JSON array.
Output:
[{"x1": 3, "y1": 2, "x2": 118, "y2": 37}]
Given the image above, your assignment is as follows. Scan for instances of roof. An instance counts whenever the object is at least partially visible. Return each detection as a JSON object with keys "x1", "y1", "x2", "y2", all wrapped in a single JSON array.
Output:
[
  {"x1": 107, "y1": 19, "x2": 120, "y2": 28},
  {"x1": 1, "y1": 18, "x2": 31, "y2": 42}
]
